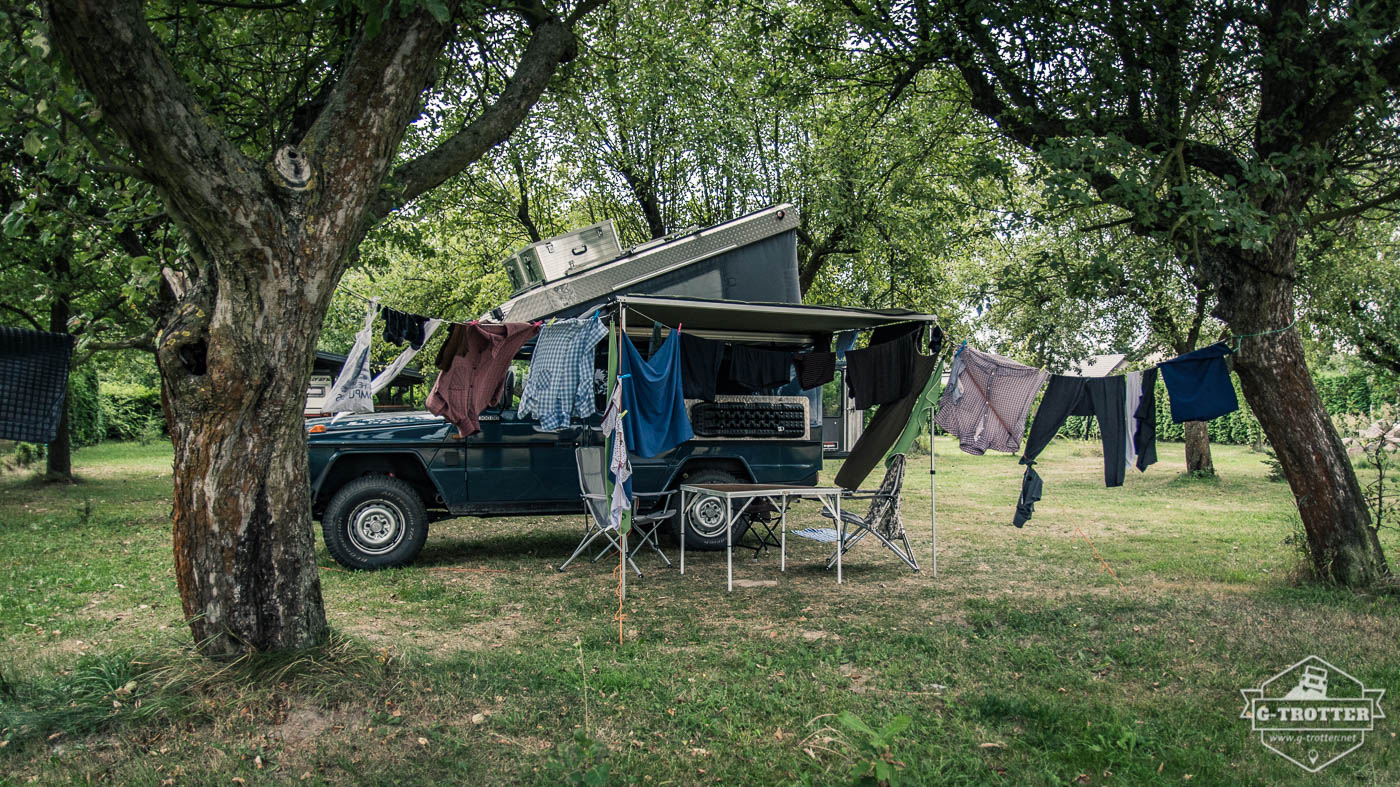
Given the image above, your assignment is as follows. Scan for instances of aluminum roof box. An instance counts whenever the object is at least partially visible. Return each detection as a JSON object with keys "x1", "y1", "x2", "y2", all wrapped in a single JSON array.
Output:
[{"x1": 490, "y1": 204, "x2": 800, "y2": 323}]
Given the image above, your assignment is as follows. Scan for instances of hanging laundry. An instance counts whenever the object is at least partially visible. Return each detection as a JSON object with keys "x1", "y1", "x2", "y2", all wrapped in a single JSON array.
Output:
[
  {"x1": 600, "y1": 385, "x2": 632, "y2": 531},
  {"x1": 371, "y1": 318, "x2": 442, "y2": 396},
  {"x1": 935, "y1": 345, "x2": 1048, "y2": 455},
  {"x1": 1133, "y1": 369, "x2": 1159, "y2": 471},
  {"x1": 793, "y1": 351, "x2": 836, "y2": 389},
  {"x1": 729, "y1": 345, "x2": 795, "y2": 392},
  {"x1": 619, "y1": 330, "x2": 694, "y2": 457},
  {"x1": 427, "y1": 321, "x2": 539, "y2": 436},
  {"x1": 518, "y1": 316, "x2": 609, "y2": 430},
  {"x1": 0, "y1": 326, "x2": 74, "y2": 444},
  {"x1": 1013, "y1": 375, "x2": 1127, "y2": 527},
  {"x1": 1124, "y1": 371, "x2": 1142, "y2": 471},
  {"x1": 325, "y1": 299, "x2": 379, "y2": 414},
  {"x1": 380, "y1": 306, "x2": 431, "y2": 350},
  {"x1": 869, "y1": 320, "x2": 922, "y2": 347},
  {"x1": 846, "y1": 332, "x2": 918, "y2": 409},
  {"x1": 791, "y1": 333, "x2": 836, "y2": 390},
  {"x1": 835, "y1": 352, "x2": 941, "y2": 490},
  {"x1": 678, "y1": 333, "x2": 724, "y2": 401},
  {"x1": 833, "y1": 330, "x2": 859, "y2": 360},
  {"x1": 1158, "y1": 342, "x2": 1238, "y2": 422}
]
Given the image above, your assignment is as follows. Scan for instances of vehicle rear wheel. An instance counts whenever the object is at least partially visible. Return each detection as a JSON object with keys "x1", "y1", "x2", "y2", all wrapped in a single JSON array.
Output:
[
  {"x1": 321, "y1": 475, "x2": 429, "y2": 570},
  {"x1": 676, "y1": 468, "x2": 752, "y2": 550}
]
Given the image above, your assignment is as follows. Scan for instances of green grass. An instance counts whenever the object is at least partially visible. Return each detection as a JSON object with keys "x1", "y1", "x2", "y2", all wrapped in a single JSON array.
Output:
[{"x1": 2, "y1": 438, "x2": 1398, "y2": 784}]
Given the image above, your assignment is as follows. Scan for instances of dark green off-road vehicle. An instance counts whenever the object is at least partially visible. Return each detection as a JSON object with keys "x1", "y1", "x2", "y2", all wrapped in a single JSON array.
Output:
[{"x1": 307, "y1": 208, "x2": 929, "y2": 569}]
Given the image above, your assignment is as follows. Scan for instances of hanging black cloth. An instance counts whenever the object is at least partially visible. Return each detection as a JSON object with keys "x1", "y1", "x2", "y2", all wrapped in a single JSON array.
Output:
[
  {"x1": 869, "y1": 320, "x2": 923, "y2": 348},
  {"x1": 793, "y1": 352, "x2": 836, "y2": 389},
  {"x1": 0, "y1": 326, "x2": 74, "y2": 444},
  {"x1": 1013, "y1": 375, "x2": 1126, "y2": 527},
  {"x1": 729, "y1": 345, "x2": 795, "y2": 392},
  {"x1": 678, "y1": 333, "x2": 724, "y2": 401},
  {"x1": 835, "y1": 352, "x2": 938, "y2": 490},
  {"x1": 381, "y1": 306, "x2": 430, "y2": 350},
  {"x1": 1133, "y1": 368, "x2": 1159, "y2": 472},
  {"x1": 845, "y1": 332, "x2": 917, "y2": 409}
]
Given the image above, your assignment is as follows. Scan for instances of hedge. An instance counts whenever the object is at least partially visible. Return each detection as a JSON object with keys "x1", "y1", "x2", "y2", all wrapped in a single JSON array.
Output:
[
  {"x1": 68, "y1": 366, "x2": 105, "y2": 448},
  {"x1": 100, "y1": 383, "x2": 166, "y2": 442}
]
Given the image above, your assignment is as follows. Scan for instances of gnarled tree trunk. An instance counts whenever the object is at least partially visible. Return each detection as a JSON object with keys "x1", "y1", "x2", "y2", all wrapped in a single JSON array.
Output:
[
  {"x1": 158, "y1": 265, "x2": 333, "y2": 654},
  {"x1": 46, "y1": 0, "x2": 591, "y2": 655},
  {"x1": 1182, "y1": 421, "x2": 1213, "y2": 476},
  {"x1": 1212, "y1": 237, "x2": 1384, "y2": 585}
]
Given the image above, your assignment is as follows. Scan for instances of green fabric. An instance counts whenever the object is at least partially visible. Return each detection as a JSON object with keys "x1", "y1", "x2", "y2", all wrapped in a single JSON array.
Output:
[{"x1": 883, "y1": 354, "x2": 945, "y2": 468}]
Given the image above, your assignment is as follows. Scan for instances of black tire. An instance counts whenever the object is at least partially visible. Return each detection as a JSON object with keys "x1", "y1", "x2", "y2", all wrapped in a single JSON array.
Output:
[
  {"x1": 321, "y1": 475, "x2": 429, "y2": 570},
  {"x1": 675, "y1": 467, "x2": 752, "y2": 550}
]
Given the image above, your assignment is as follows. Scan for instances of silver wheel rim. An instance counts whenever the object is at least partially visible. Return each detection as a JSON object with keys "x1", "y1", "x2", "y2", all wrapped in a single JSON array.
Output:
[
  {"x1": 689, "y1": 495, "x2": 731, "y2": 539},
  {"x1": 347, "y1": 499, "x2": 406, "y2": 556}
]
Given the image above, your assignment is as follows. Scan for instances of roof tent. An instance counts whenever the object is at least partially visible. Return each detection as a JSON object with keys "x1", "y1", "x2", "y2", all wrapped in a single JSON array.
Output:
[
  {"x1": 490, "y1": 205, "x2": 801, "y2": 324},
  {"x1": 611, "y1": 295, "x2": 936, "y2": 344}
]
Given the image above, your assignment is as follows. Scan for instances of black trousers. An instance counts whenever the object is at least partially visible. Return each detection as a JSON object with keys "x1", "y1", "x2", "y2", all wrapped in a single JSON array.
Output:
[{"x1": 1014, "y1": 375, "x2": 1127, "y2": 527}]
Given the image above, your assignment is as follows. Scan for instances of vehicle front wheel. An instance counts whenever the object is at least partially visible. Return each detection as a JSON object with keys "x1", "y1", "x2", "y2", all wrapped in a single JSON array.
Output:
[
  {"x1": 676, "y1": 468, "x2": 752, "y2": 550},
  {"x1": 321, "y1": 475, "x2": 429, "y2": 570}
]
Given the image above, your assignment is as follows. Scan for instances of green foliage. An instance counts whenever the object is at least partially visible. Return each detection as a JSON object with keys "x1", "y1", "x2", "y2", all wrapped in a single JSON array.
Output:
[
  {"x1": 541, "y1": 731, "x2": 612, "y2": 786},
  {"x1": 100, "y1": 383, "x2": 165, "y2": 443},
  {"x1": 66, "y1": 366, "x2": 103, "y2": 449},
  {"x1": 2, "y1": 441, "x2": 45, "y2": 470},
  {"x1": 836, "y1": 711, "x2": 912, "y2": 786}
]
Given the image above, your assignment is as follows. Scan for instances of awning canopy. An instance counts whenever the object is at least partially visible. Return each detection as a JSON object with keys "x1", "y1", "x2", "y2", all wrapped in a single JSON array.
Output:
[{"x1": 613, "y1": 295, "x2": 936, "y2": 343}]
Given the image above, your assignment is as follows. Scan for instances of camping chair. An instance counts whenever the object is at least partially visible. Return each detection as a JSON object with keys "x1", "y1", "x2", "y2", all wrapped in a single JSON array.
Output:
[
  {"x1": 559, "y1": 446, "x2": 679, "y2": 578},
  {"x1": 790, "y1": 454, "x2": 919, "y2": 572}
]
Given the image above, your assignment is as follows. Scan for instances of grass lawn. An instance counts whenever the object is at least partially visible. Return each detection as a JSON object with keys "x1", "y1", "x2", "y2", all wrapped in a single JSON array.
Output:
[{"x1": 2, "y1": 438, "x2": 1398, "y2": 784}]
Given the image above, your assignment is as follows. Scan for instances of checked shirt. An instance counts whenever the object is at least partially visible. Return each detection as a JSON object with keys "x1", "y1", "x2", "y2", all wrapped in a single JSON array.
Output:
[{"x1": 518, "y1": 317, "x2": 608, "y2": 430}]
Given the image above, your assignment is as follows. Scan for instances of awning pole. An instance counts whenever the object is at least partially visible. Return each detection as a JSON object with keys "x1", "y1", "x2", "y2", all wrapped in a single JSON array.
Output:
[{"x1": 930, "y1": 402, "x2": 937, "y2": 577}]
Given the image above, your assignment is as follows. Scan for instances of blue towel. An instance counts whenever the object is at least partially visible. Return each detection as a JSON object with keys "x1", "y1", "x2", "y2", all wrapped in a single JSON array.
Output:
[
  {"x1": 619, "y1": 329, "x2": 694, "y2": 457},
  {"x1": 1158, "y1": 342, "x2": 1238, "y2": 423}
]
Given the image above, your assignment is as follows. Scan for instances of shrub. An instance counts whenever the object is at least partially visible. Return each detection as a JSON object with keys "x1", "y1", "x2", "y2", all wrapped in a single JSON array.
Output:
[
  {"x1": 67, "y1": 366, "x2": 105, "y2": 448},
  {"x1": 101, "y1": 383, "x2": 166, "y2": 443}
]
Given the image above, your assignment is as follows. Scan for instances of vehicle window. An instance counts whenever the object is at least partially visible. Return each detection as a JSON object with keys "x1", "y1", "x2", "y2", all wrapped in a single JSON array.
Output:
[{"x1": 822, "y1": 371, "x2": 843, "y2": 418}]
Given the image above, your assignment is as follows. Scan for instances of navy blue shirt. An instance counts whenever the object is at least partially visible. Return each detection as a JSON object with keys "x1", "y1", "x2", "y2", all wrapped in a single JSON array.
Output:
[{"x1": 1158, "y1": 342, "x2": 1238, "y2": 423}]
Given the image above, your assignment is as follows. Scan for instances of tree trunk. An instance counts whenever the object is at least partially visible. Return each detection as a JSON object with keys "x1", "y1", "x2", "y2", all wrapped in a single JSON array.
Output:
[
  {"x1": 158, "y1": 264, "x2": 330, "y2": 657},
  {"x1": 1182, "y1": 421, "x2": 1213, "y2": 476},
  {"x1": 1213, "y1": 243, "x2": 1385, "y2": 584},
  {"x1": 46, "y1": 256, "x2": 73, "y2": 481}
]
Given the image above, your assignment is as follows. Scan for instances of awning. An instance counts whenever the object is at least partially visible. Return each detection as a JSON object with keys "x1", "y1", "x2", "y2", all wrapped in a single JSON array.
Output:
[{"x1": 613, "y1": 295, "x2": 936, "y2": 343}]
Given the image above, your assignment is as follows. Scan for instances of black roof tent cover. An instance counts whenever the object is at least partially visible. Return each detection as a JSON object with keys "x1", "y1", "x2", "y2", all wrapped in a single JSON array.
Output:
[
  {"x1": 490, "y1": 205, "x2": 801, "y2": 324},
  {"x1": 612, "y1": 295, "x2": 936, "y2": 342}
]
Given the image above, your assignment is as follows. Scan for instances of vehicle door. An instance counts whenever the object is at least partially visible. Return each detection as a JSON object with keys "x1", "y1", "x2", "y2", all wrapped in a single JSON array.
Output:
[{"x1": 463, "y1": 365, "x2": 595, "y2": 506}]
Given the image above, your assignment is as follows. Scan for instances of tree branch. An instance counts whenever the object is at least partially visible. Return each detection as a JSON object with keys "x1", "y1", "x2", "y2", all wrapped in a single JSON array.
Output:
[
  {"x1": 43, "y1": 0, "x2": 267, "y2": 247},
  {"x1": 0, "y1": 302, "x2": 46, "y2": 332},
  {"x1": 368, "y1": 11, "x2": 588, "y2": 221}
]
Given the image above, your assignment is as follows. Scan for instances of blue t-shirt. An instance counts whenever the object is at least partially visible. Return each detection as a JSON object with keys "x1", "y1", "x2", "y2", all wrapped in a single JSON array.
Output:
[
  {"x1": 619, "y1": 329, "x2": 694, "y2": 458},
  {"x1": 1158, "y1": 342, "x2": 1238, "y2": 423}
]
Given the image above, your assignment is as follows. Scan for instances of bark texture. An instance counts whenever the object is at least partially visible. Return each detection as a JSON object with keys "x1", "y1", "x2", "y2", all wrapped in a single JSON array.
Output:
[
  {"x1": 44, "y1": 0, "x2": 589, "y2": 654},
  {"x1": 1211, "y1": 242, "x2": 1382, "y2": 584},
  {"x1": 1182, "y1": 421, "x2": 1213, "y2": 476},
  {"x1": 45, "y1": 273, "x2": 72, "y2": 481}
]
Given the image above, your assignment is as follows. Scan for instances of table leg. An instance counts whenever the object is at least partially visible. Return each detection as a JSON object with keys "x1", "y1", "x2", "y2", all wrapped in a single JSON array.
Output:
[
  {"x1": 835, "y1": 492, "x2": 843, "y2": 585},
  {"x1": 679, "y1": 489, "x2": 686, "y2": 575},
  {"x1": 780, "y1": 495, "x2": 787, "y2": 572}
]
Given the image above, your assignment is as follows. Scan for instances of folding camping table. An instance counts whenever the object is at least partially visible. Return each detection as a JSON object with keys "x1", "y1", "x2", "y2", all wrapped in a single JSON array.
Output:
[{"x1": 678, "y1": 483, "x2": 845, "y2": 591}]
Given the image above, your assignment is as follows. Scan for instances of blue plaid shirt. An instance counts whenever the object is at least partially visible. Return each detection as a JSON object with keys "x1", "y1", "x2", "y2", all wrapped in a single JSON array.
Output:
[{"x1": 518, "y1": 317, "x2": 608, "y2": 430}]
